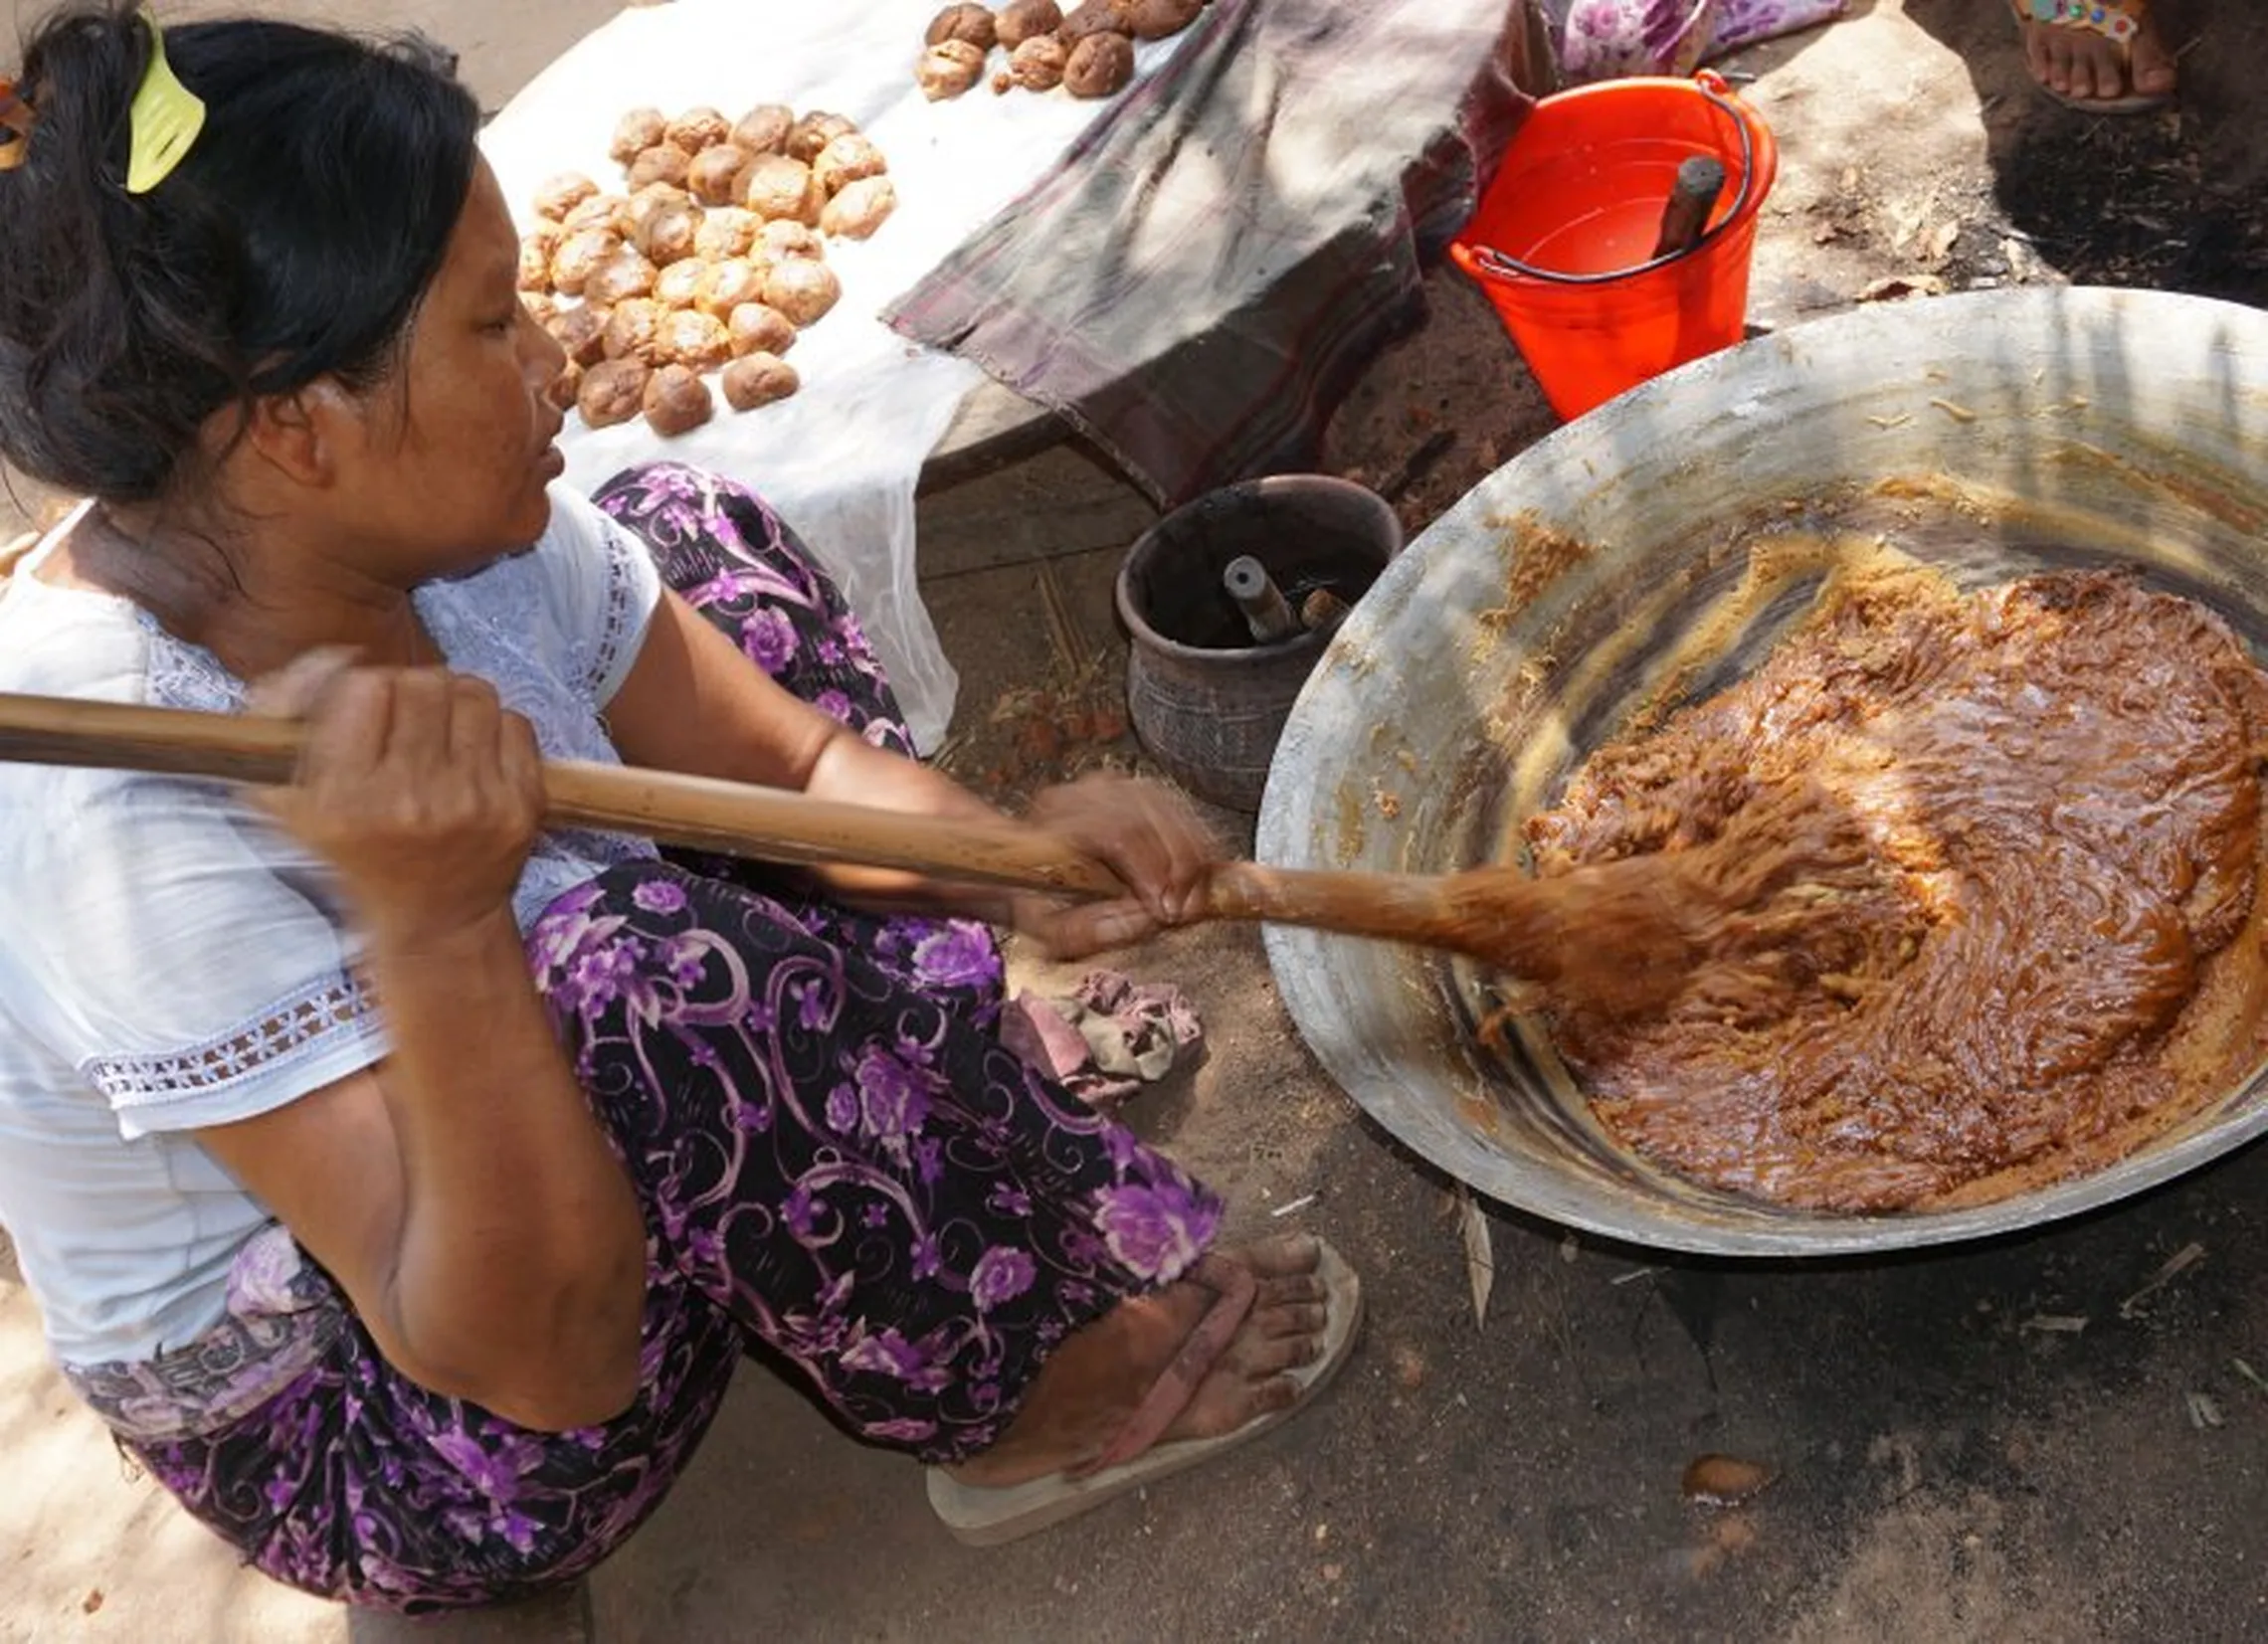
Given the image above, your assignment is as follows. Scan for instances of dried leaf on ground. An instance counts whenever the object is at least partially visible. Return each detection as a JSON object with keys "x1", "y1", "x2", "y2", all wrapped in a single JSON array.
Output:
[
  {"x1": 1857, "y1": 274, "x2": 1948, "y2": 302},
  {"x1": 1681, "y1": 1454, "x2": 1777, "y2": 1507},
  {"x1": 1455, "y1": 1187, "x2": 1493, "y2": 1332},
  {"x1": 2121, "y1": 1241, "x2": 2205, "y2": 1319}
]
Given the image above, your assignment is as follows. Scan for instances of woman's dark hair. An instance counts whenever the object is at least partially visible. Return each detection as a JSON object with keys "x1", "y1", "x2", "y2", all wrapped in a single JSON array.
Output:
[{"x1": 0, "y1": 4, "x2": 480, "y2": 503}]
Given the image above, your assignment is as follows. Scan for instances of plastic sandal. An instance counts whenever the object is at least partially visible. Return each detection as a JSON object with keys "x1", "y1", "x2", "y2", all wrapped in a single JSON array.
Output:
[
  {"x1": 925, "y1": 1239, "x2": 1365, "y2": 1547},
  {"x1": 2010, "y1": 0, "x2": 2173, "y2": 113}
]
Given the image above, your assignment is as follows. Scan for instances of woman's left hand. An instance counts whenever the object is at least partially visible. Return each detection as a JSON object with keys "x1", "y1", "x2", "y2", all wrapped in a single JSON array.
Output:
[{"x1": 1013, "y1": 772, "x2": 1221, "y2": 958}]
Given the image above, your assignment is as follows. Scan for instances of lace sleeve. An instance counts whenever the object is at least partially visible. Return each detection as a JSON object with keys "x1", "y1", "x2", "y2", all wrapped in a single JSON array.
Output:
[
  {"x1": 532, "y1": 485, "x2": 663, "y2": 707},
  {"x1": 1, "y1": 766, "x2": 388, "y2": 1140}
]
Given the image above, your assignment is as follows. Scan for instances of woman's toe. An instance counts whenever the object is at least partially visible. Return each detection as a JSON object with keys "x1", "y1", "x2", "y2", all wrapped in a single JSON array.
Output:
[
  {"x1": 1246, "y1": 1375, "x2": 1302, "y2": 1417},
  {"x1": 1255, "y1": 1272, "x2": 1326, "y2": 1309},
  {"x1": 2131, "y1": 31, "x2": 2177, "y2": 94},
  {"x1": 2022, "y1": 23, "x2": 2052, "y2": 84},
  {"x1": 1243, "y1": 1233, "x2": 1322, "y2": 1278},
  {"x1": 2089, "y1": 41, "x2": 2130, "y2": 99},
  {"x1": 1260, "y1": 1301, "x2": 1330, "y2": 1340}
]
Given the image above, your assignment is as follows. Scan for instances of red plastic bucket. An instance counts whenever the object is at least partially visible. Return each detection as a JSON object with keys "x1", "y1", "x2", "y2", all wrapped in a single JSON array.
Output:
[{"x1": 1450, "y1": 72, "x2": 1779, "y2": 421}]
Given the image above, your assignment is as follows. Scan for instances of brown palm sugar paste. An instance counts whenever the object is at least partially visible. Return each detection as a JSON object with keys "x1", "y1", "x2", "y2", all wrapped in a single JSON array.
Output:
[{"x1": 1526, "y1": 557, "x2": 2268, "y2": 1213}]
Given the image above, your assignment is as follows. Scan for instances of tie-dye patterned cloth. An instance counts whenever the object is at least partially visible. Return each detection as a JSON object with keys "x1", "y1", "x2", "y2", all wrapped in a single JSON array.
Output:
[
  {"x1": 885, "y1": 0, "x2": 1843, "y2": 510},
  {"x1": 1548, "y1": 0, "x2": 1847, "y2": 83}
]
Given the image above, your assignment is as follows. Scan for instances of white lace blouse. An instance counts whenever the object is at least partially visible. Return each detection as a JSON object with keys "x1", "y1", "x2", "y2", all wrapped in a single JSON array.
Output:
[{"x1": 0, "y1": 485, "x2": 661, "y2": 1368}]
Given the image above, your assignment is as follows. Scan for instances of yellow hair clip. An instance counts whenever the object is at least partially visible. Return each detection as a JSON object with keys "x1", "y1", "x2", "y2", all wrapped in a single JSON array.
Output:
[
  {"x1": 0, "y1": 81, "x2": 33, "y2": 173},
  {"x1": 125, "y1": 14, "x2": 205, "y2": 195}
]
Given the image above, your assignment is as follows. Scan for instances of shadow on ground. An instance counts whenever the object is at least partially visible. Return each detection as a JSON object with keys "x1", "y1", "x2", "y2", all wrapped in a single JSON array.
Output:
[
  {"x1": 582, "y1": 920, "x2": 2268, "y2": 1644},
  {"x1": 1905, "y1": 0, "x2": 2268, "y2": 304}
]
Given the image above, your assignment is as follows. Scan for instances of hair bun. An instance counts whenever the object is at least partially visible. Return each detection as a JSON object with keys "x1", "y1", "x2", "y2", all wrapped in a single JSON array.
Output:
[{"x1": 0, "y1": 6, "x2": 480, "y2": 504}]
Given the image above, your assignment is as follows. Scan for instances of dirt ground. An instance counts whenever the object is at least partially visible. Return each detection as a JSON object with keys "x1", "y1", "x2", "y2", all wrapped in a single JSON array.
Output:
[{"x1": 6, "y1": 3, "x2": 2268, "y2": 1642}]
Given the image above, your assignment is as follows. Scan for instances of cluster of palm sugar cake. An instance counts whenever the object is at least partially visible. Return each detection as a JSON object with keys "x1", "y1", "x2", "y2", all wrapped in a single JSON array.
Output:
[
  {"x1": 519, "y1": 105, "x2": 896, "y2": 440},
  {"x1": 1523, "y1": 562, "x2": 2268, "y2": 1213},
  {"x1": 916, "y1": 0, "x2": 1207, "y2": 101}
]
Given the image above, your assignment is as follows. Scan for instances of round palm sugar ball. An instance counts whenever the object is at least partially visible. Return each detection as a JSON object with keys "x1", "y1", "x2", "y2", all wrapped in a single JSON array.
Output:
[
  {"x1": 562, "y1": 193, "x2": 632, "y2": 236},
  {"x1": 633, "y1": 201, "x2": 704, "y2": 267},
  {"x1": 916, "y1": 40, "x2": 987, "y2": 100},
  {"x1": 548, "y1": 302, "x2": 611, "y2": 367},
  {"x1": 549, "y1": 228, "x2": 622, "y2": 297},
  {"x1": 1009, "y1": 35, "x2": 1068, "y2": 90},
  {"x1": 584, "y1": 248, "x2": 659, "y2": 307},
  {"x1": 665, "y1": 106, "x2": 733, "y2": 153},
  {"x1": 814, "y1": 133, "x2": 887, "y2": 197},
  {"x1": 643, "y1": 363, "x2": 716, "y2": 436},
  {"x1": 658, "y1": 308, "x2": 734, "y2": 373},
  {"x1": 1120, "y1": 0, "x2": 1204, "y2": 41},
  {"x1": 519, "y1": 230, "x2": 559, "y2": 293},
  {"x1": 533, "y1": 170, "x2": 599, "y2": 222},
  {"x1": 763, "y1": 259, "x2": 843, "y2": 327},
  {"x1": 722, "y1": 353, "x2": 801, "y2": 412},
  {"x1": 578, "y1": 358, "x2": 650, "y2": 428},
  {"x1": 602, "y1": 297, "x2": 666, "y2": 364},
  {"x1": 628, "y1": 143, "x2": 693, "y2": 191},
  {"x1": 1057, "y1": 0, "x2": 1122, "y2": 44},
  {"x1": 548, "y1": 358, "x2": 585, "y2": 412},
  {"x1": 1063, "y1": 30, "x2": 1135, "y2": 97},
  {"x1": 727, "y1": 301, "x2": 799, "y2": 358},
  {"x1": 759, "y1": 218, "x2": 826, "y2": 262},
  {"x1": 654, "y1": 259, "x2": 707, "y2": 311},
  {"x1": 732, "y1": 103, "x2": 795, "y2": 156},
  {"x1": 926, "y1": 3, "x2": 998, "y2": 49},
  {"x1": 626, "y1": 182, "x2": 690, "y2": 235},
  {"x1": 609, "y1": 107, "x2": 668, "y2": 167},
  {"x1": 996, "y1": 0, "x2": 1063, "y2": 49},
  {"x1": 693, "y1": 206, "x2": 762, "y2": 261},
  {"x1": 694, "y1": 259, "x2": 769, "y2": 321},
  {"x1": 821, "y1": 176, "x2": 897, "y2": 241},
  {"x1": 687, "y1": 144, "x2": 752, "y2": 209},
  {"x1": 786, "y1": 111, "x2": 857, "y2": 164},
  {"x1": 738, "y1": 155, "x2": 824, "y2": 226}
]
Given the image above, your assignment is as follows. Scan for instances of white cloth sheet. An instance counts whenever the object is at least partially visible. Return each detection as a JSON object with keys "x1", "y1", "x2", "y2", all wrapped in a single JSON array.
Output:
[{"x1": 482, "y1": 0, "x2": 1195, "y2": 750}]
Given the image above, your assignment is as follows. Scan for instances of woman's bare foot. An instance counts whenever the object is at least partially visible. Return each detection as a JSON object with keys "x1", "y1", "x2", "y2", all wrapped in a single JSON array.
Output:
[
  {"x1": 2016, "y1": 0, "x2": 2176, "y2": 106},
  {"x1": 949, "y1": 1234, "x2": 1331, "y2": 1488}
]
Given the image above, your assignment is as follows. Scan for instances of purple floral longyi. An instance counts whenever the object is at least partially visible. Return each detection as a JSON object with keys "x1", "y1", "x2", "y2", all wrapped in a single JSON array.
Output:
[{"x1": 118, "y1": 463, "x2": 1224, "y2": 1612}]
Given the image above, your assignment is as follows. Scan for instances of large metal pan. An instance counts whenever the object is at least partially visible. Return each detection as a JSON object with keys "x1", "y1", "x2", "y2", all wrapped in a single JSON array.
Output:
[{"x1": 1258, "y1": 286, "x2": 2268, "y2": 1255}]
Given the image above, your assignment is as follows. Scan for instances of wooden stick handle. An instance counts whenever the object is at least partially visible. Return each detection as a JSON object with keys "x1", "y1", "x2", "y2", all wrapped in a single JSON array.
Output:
[
  {"x1": 0, "y1": 694, "x2": 1692, "y2": 996},
  {"x1": 0, "y1": 692, "x2": 1128, "y2": 900},
  {"x1": 1200, "y1": 859, "x2": 1463, "y2": 945},
  {"x1": 1652, "y1": 154, "x2": 1729, "y2": 261}
]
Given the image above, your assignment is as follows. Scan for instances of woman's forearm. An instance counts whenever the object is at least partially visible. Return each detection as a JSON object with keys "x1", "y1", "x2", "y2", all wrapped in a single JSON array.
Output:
[
  {"x1": 796, "y1": 725, "x2": 1023, "y2": 922},
  {"x1": 605, "y1": 597, "x2": 1022, "y2": 921},
  {"x1": 363, "y1": 903, "x2": 649, "y2": 1428}
]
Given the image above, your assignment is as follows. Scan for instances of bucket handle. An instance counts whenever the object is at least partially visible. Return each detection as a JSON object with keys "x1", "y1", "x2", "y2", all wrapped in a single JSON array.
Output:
[{"x1": 1469, "y1": 71, "x2": 1759, "y2": 286}]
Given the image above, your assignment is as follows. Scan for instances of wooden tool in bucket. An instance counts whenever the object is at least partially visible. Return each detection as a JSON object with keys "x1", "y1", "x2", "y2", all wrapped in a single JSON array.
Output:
[{"x1": 0, "y1": 692, "x2": 1822, "y2": 1014}]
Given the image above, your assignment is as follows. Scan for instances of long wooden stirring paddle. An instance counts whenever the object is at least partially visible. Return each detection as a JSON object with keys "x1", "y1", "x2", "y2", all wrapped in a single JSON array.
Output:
[{"x1": 0, "y1": 692, "x2": 1809, "y2": 1010}]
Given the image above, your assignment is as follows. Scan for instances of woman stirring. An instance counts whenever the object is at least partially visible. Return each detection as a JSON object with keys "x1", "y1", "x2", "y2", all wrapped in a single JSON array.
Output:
[{"x1": 0, "y1": 4, "x2": 1358, "y2": 1610}]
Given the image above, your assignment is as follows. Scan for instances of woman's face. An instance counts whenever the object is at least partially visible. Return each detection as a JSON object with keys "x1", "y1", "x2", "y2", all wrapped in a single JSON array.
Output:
[{"x1": 326, "y1": 159, "x2": 568, "y2": 573}]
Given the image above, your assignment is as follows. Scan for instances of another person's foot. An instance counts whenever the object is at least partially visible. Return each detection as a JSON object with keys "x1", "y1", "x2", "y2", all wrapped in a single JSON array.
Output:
[
  {"x1": 2013, "y1": 0, "x2": 2176, "y2": 111},
  {"x1": 950, "y1": 1233, "x2": 1334, "y2": 1488}
]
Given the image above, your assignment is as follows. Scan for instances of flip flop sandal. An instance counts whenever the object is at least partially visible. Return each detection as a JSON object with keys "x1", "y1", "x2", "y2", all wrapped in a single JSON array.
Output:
[
  {"x1": 2011, "y1": 0, "x2": 2173, "y2": 114},
  {"x1": 926, "y1": 1239, "x2": 1365, "y2": 1547}
]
